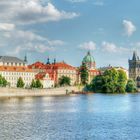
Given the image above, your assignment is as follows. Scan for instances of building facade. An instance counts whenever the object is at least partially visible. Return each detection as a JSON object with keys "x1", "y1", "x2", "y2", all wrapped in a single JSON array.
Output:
[
  {"x1": 0, "y1": 56, "x2": 36, "y2": 88},
  {"x1": 35, "y1": 72, "x2": 54, "y2": 88},
  {"x1": 82, "y1": 51, "x2": 96, "y2": 70},
  {"x1": 129, "y1": 51, "x2": 140, "y2": 87},
  {"x1": 29, "y1": 61, "x2": 77, "y2": 86},
  {"x1": 78, "y1": 51, "x2": 100, "y2": 84}
]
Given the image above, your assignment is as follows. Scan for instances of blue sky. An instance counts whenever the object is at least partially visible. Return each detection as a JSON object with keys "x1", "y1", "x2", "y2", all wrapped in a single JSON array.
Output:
[{"x1": 0, "y1": 0, "x2": 140, "y2": 68}]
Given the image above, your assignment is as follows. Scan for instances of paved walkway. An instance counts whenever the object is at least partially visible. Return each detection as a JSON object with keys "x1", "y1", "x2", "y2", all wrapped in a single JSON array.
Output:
[{"x1": 0, "y1": 86, "x2": 79, "y2": 98}]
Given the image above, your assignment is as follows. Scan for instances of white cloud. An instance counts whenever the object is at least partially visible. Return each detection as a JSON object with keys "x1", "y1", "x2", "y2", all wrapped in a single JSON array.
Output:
[
  {"x1": 123, "y1": 20, "x2": 136, "y2": 37},
  {"x1": 0, "y1": 23, "x2": 15, "y2": 31},
  {"x1": 66, "y1": 0, "x2": 87, "y2": 3},
  {"x1": 101, "y1": 41, "x2": 128, "y2": 53},
  {"x1": 93, "y1": 1, "x2": 104, "y2": 6},
  {"x1": 1, "y1": 27, "x2": 65, "y2": 55},
  {"x1": 47, "y1": 40, "x2": 65, "y2": 46},
  {"x1": 0, "y1": 1, "x2": 79, "y2": 24},
  {"x1": 8, "y1": 43, "x2": 55, "y2": 55},
  {"x1": 79, "y1": 41, "x2": 96, "y2": 51}
]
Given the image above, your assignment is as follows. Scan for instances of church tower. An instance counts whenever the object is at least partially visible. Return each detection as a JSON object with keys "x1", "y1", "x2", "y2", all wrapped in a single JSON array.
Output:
[
  {"x1": 82, "y1": 51, "x2": 96, "y2": 70},
  {"x1": 24, "y1": 55, "x2": 27, "y2": 63},
  {"x1": 129, "y1": 51, "x2": 140, "y2": 87}
]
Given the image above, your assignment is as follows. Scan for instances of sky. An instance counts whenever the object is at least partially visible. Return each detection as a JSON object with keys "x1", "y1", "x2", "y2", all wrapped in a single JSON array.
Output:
[{"x1": 0, "y1": 0, "x2": 140, "y2": 69}]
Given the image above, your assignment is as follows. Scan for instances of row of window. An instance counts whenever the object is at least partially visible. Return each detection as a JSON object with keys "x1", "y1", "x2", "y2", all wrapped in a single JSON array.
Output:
[
  {"x1": 3, "y1": 62, "x2": 25, "y2": 66},
  {"x1": 1, "y1": 72, "x2": 35, "y2": 76},
  {"x1": 58, "y1": 70, "x2": 76, "y2": 74},
  {"x1": 5, "y1": 77, "x2": 33, "y2": 81}
]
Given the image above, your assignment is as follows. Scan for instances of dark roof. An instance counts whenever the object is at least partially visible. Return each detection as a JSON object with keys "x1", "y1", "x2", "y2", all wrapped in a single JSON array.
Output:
[
  {"x1": 132, "y1": 51, "x2": 139, "y2": 61},
  {"x1": 0, "y1": 56, "x2": 25, "y2": 64}
]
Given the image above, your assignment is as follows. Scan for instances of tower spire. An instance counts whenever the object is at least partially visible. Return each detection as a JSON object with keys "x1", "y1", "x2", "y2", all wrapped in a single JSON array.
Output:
[
  {"x1": 87, "y1": 50, "x2": 90, "y2": 55},
  {"x1": 24, "y1": 54, "x2": 27, "y2": 63},
  {"x1": 53, "y1": 58, "x2": 56, "y2": 64},
  {"x1": 47, "y1": 57, "x2": 50, "y2": 64},
  {"x1": 132, "y1": 51, "x2": 137, "y2": 60}
]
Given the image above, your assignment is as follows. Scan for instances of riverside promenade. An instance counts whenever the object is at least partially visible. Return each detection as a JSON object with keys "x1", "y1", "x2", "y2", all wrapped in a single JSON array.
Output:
[{"x1": 0, "y1": 86, "x2": 79, "y2": 98}]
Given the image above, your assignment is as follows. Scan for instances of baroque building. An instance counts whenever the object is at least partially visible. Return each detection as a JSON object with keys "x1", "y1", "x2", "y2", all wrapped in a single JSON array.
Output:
[
  {"x1": 82, "y1": 51, "x2": 96, "y2": 70},
  {"x1": 129, "y1": 51, "x2": 140, "y2": 87},
  {"x1": 0, "y1": 56, "x2": 36, "y2": 87},
  {"x1": 29, "y1": 60, "x2": 77, "y2": 86},
  {"x1": 78, "y1": 51, "x2": 100, "y2": 84}
]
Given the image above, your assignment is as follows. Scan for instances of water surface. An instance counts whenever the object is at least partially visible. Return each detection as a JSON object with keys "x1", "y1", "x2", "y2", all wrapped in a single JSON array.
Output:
[{"x1": 0, "y1": 93, "x2": 140, "y2": 140}]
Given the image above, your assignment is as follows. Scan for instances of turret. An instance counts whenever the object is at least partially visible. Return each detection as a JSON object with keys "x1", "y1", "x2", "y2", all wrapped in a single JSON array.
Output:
[
  {"x1": 132, "y1": 51, "x2": 138, "y2": 61},
  {"x1": 24, "y1": 55, "x2": 27, "y2": 63},
  {"x1": 47, "y1": 57, "x2": 50, "y2": 64},
  {"x1": 53, "y1": 58, "x2": 56, "y2": 64}
]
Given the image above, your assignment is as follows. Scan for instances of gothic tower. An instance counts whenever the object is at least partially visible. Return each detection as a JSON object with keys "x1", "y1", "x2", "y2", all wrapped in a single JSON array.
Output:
[{"x1": 129, "y1": 51, "x2": 140, "y2": 87}]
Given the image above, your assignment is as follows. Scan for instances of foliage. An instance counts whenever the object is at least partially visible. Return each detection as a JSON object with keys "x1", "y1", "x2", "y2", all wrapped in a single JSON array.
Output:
[
  {"x1": 30, "y1": 79, "x2": 36, "y2": 88},
  {"x1": 92, "y1": 75, "x2": 105, "y2": 93},
  {"x1": 80, "y1": 63, "x2": 89, "y2": 85},
  {"x1": 91, "y1": 68, "x2": 128, "y2": 93},
  {"x1": 17, "y1": 77, "x2": 25, "y2": 88},
  {"x1": 59, "y1": 76, "x2": 71, "y2": 86},
  {"x1": 30, "y1": 79, "x2": 43, "y2": 88},
  {"x1": 2, "y1": 77, "x2": 8, "y2": 87},
  {"x1": 126, "y1": 79, "x2": 137, "y2": 93},
  {"x1": 0, "y1": 75, "x2": 8, "y2": 87},
  {"x1": 116, "y1": 70, "x2": 127, "y2": 93},
  {"x1": 35, "y1": 79, "x2": 43, "y2": 88}
]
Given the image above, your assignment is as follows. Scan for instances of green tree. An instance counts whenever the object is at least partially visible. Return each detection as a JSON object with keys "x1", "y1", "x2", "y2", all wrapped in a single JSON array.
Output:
[
  {"x1": 30, "y1": 79, "x2": 36, "y2": 88},
  {"x1": 17, "y1": 77, "x2": 25, "y2": 88},
  {"x1": 0, "y1": 75, "x2": 3, "y2": 86},
  {"x1": 126, "y1": 79, "x2": 137, "y2": 93},
  {"x1": 116, "y1": 70, "x2": 127, "y2": 93},
  {"x1": 0, "y1": 75, "x2": 8, "y2": 87},
  {"x1": 2, "y1": 77, "x2": 8, "y2": 87},
  {"x1": 59, "y1": 76, "x2": 71, "y2": 86},
  {"x1": 91, "y1": 75, "x2": 104, "y2": 93},
  {"x1": 91, "y1": 68, "x2": 128, "y2": 93},
  {"x1": 80, "y1": 63, "x2": 89, "y2": 85},
  {"x1": 102, "y1": 68, "x2": 119, "y2": 93},
  {"x1": 35, "y1": 79, "x2": 43, "y2": 88}
]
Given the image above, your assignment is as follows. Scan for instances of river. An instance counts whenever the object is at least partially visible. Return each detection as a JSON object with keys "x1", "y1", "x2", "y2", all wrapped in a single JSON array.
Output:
[{"x1": 0, "y1": 93, "x2": 140, "y2": 140}]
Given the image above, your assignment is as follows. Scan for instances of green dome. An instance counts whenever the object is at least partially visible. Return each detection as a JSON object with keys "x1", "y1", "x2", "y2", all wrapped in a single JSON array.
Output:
[{"x1": 82, "y1": 51, "x2": 95, "y2": 63}]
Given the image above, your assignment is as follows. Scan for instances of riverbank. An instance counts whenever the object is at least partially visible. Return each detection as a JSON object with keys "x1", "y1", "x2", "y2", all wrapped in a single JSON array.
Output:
[{"x1": 0, "y1": 86, "x2": 79, "y2": 98}]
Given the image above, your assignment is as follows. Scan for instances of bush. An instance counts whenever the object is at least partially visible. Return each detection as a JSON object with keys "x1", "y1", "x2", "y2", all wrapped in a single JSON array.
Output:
[
  {"x1": 59, "y1": 76, "x2": 71, "y2": 86},
  {"x1": 0, "y1": 75, "x2": 8, "y2": 87},
  {"x1": 35, "y1": 79, "x2": 43, "y2": 88},
  {"x1": 126, "y1": 79, "x2": 137, "y2": 93},
  {"x1": 30, "y1": 79, "x2": 43, "y2": 88},
  {"x1": 17, "y1": 77, "x2": 25, "y2": 88},
  {"x1": 91, "y1": 68, "x2": 128, "y2": 93}
]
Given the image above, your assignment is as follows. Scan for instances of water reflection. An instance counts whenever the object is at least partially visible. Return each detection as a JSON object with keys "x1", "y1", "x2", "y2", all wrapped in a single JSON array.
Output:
[{"x1": 0, "y1": 94, "x2": 140, "y2": 139}]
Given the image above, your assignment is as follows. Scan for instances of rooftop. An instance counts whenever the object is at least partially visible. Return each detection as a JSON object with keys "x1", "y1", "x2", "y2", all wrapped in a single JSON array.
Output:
[
  {"x1": 0, "y1": 56, "x2": 25, "y2": 64},
  {"x1": 0, "y1": 66, "x2": 35, "y2": 72}
]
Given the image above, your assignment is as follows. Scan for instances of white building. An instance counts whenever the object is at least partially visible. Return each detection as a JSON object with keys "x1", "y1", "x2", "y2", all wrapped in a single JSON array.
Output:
[
  {"x1": 0, "y1": 56, "x2": 36, "y2": 88},
  {"x1": 35, "y1": 72, "x2": 54, "y2": 88}
]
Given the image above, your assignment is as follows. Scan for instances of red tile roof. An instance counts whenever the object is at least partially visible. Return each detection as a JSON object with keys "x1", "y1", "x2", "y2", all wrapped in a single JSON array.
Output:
[
  {"x1": 28, "y1": 61, "x2": 45, "y2": 69},
  {"x1": 45, "y1": 62, "x2": 76, "y2": 70},
  {"x1": 0, "y1": 66, "x2": 34, "y2": 72},
  {"x1": 29, "y1": 61, "x2": 76, "y2": 70},
  {"x1": 35, "y1": 72, "x2": 46, "y2": 80}
]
